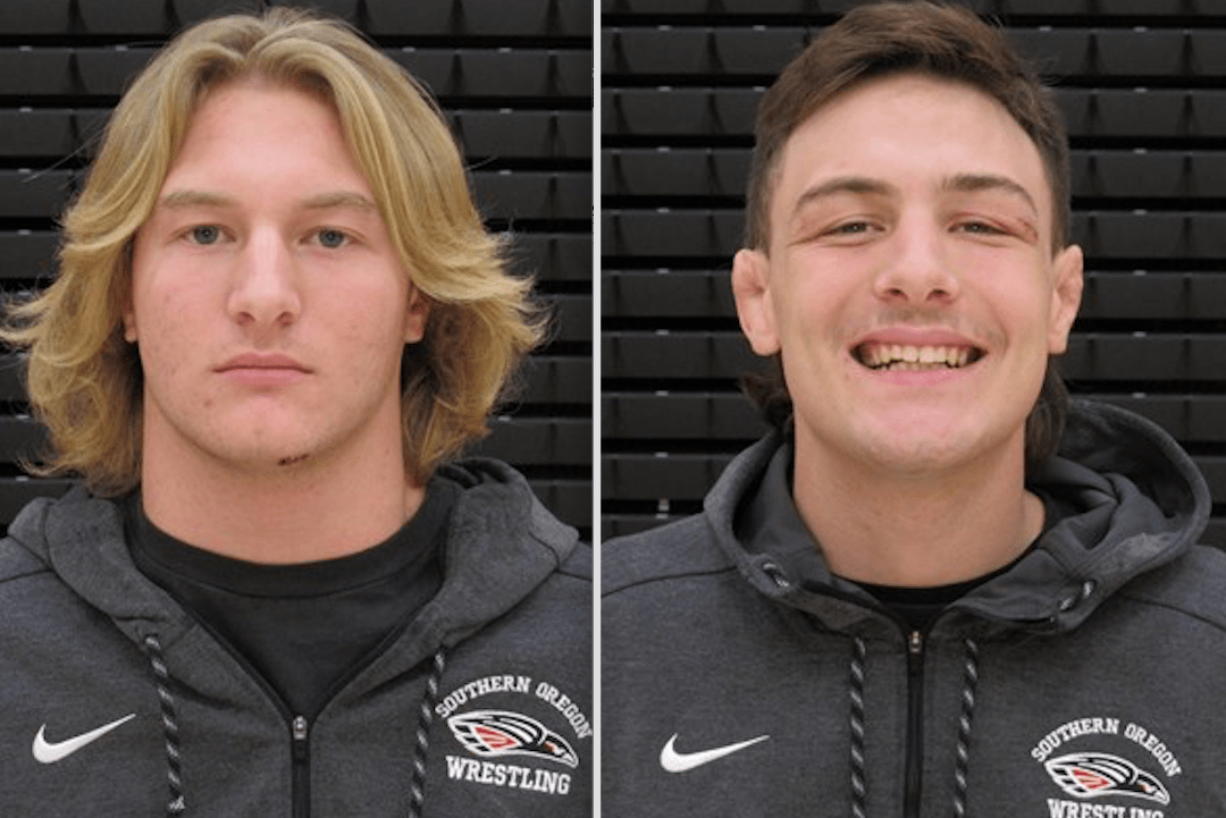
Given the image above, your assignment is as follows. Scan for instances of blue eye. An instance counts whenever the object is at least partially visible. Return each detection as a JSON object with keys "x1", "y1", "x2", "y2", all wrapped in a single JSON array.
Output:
[
  {"x1": 189, "y1": 225, "x2": 221, "y2": 245},
  {"x1": 317, "y1": 229, "x2": 348, "y2": 248}
]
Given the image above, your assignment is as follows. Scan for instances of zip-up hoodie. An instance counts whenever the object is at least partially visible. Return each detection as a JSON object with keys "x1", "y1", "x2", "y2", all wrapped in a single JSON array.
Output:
[
  {"x1": 0, "y1": 458, "x2": 592, "y2": 817},
  {"x1": 603, "y1": 401, "x2": 1226, "y2": 817}
]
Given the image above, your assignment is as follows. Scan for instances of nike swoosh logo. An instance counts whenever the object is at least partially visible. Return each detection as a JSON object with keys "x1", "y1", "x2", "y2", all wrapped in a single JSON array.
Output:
[
  {"x1": 33, "y1": 714, "x2": 137, "y2": 764},
  {"x1": 659, "y1": 733, "x2": 770, "y2": 773}
]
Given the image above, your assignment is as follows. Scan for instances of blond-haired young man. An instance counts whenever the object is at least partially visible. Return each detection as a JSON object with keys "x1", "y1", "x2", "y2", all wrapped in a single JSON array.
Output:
[{"x1": 0, "y1": 10, "x2": 591, "y2": 816}]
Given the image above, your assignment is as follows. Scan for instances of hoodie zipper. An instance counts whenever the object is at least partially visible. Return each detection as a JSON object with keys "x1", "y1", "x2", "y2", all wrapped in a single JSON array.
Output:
[
  {"x1": 763, "y1": 571, "x2": 936, "y2": 817},
  {"x1": 293, "y1": 715, "x2": 310, "y2": 818},
  {"x1": 904, "y1": 629, "x2": 925, "y2": 818},
  {"x1": 161, "y1": 599, "x2": 441, "y2": 817}
]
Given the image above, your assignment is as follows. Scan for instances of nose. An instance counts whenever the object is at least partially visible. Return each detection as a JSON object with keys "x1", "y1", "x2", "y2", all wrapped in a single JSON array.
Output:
[
  {"x1": 226, "y1": 231, "x2": 301, "y2": 329},
  {"x1": 872, "y1": 220, "x2": 960, "y2": 306}
]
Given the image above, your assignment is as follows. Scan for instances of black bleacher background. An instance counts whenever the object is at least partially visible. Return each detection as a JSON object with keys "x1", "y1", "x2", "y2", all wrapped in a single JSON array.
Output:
[
  {"x1": 0, "y1": 0, "x2": 593, "y2": 538},
  {"x1": 602, "y1": 0, "x2": 1226, "y2": 547}
]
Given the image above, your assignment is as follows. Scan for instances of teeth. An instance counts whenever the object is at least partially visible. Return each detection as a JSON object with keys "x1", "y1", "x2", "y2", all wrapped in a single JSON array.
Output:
[{"x1": 857, "y1": 344, "x2": 978, "y2": 371}]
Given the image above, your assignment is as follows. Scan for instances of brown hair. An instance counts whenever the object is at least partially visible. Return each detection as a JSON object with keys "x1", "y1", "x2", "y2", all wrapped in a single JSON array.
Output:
[
  {"x1": 1, "y1": 8, "x2": 544, "y2": 494},
  {"x1": 741, "y1": 1, "x2": 1072, "y2": 468}
]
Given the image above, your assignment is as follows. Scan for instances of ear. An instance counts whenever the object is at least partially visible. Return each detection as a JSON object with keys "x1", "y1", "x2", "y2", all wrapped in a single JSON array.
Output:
[
  {"x1": 403, "y1": 280, "x2": 431, "y2": 344},
  {"x1": 122, "y1": 237, "x2": 140, "y2": 343},
  {"x1": 1047, "y1": 243, "x2": 1083, "y2": 355},
  {"x1": 122, "y1": 296, "x2": 138, "y2": 343},
  {"x1": 731, "y1": 248, "x2": 781, "y2": 357}
]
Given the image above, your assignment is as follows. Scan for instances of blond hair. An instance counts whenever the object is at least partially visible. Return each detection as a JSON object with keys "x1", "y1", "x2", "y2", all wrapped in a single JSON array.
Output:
[{"x1": 2, "y1": 8, "x2": 543, "y2": 494}]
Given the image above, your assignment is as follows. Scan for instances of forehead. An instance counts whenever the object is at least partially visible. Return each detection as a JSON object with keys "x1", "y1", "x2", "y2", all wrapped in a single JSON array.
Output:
[
  {"x1": 770, "y1": 74, "x2": 1052, "y2": 228},
  {"x1": 160, "y1": 78, "x2": 369, "y2": 194}
]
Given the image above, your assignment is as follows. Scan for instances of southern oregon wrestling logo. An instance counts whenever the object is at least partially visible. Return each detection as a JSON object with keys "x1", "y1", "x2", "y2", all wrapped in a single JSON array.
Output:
[
  {"x1": 1031, "y1": 716, "x2": 1181, "y2": 817},
  {"x1": 448, "y1": 710, "x2": 579, "y2": 768},
  {"x1": 436, "y1": 674, "x2": 591, "y2": 797},
  {"x1": 1044, "y1": 753, "x2": 1170, "y2": 805}
]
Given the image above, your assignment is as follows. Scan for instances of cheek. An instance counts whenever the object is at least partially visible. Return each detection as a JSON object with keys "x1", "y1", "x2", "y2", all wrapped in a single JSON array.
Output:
[
  {"x1": 783, "y1": 261, "x2": 868, "y2": 346},
  {"x1": 130, "y1": 277, "x2": 212, "y2": 380},
  {"x1": 963, "y1": 257, "x2": 1054, "y2": 335},
  {"x1": 333, "y1": 301, "x2": 409, "y2": 377}
]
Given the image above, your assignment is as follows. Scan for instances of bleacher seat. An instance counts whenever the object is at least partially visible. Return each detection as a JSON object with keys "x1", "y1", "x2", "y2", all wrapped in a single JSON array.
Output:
[
  {"x1": 453, "y1": 110, "x2": 591, "y2": 160},
  {"x1": 366, "y1": 0, "x2": 590, "y2": 38},
  {"x1": 603, "y1": 269, "x2": 737, "y2": 319},
  {"x1": 603, "y1": 209, "x2": 744, "y2": 259},
  {"x1": 472, "y1": 170, "x2": 591, "y2": 223},
  {"x1": 603, "y1": 331, "x2": 757, "y2": 381},
  {"x1": 512, "y1": 232, "x2": 593, "y2": 284}
]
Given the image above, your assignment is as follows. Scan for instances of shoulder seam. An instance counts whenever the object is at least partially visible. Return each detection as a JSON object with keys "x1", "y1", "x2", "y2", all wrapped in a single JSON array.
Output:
[
  {"x1": 603, "y1": 564, "x2": 739, "y2": 598},
  {"x1": 0, "y1": 537, "x2": 51, "y2": 586},
  {"x1": 0, "y1": 562, "x2": 50, "y2": 585}
]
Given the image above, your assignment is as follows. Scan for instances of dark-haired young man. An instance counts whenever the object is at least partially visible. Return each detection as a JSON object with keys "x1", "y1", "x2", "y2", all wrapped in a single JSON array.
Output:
[{"x1": 603, "y1": 4, "x2": 1226, "y2": 815}]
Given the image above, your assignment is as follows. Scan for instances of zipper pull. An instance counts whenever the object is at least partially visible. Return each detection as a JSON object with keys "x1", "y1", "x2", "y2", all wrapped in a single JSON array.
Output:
[
  {"x1": 292, "y1": 715, "x2": 309, "y2": 760},
  {"x1": 907, "y1": 630, "x2": 924, "y2": 676}
]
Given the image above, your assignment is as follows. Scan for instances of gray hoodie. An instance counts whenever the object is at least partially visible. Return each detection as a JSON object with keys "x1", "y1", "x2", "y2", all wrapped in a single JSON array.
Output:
[
  {"x1": 603, "y1": 401, "x2": 1226, "y2": 817},
  {"x1": 0, "y1": 458, "x2": 592, "y2": 817}
]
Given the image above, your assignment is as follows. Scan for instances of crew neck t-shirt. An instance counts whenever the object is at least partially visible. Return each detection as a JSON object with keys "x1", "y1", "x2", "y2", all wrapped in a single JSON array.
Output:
[{"x1": 124, "y1": 479, "x2": 459, "y2": 716}]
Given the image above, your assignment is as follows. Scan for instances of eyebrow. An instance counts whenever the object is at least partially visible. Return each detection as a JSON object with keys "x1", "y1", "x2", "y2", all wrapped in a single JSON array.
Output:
[
  {"x1": 790, "y1": 176, "x2": 895, "y2": 219},
  {"x1": 156, "y1": 189, "x2": 377, "y2": 212},
  {"x1": 158, "y1": 189, "x2": 236, "y2": 210},
  {"x1": 788, "y1": 172, "x2": 1041, "y2": 228},
  {"x1": 300, "y1": 191, "x2": 377, "y2": 212},
  {"x1": 942, "y1": 173, "x2": 1039, "y2": 216}
]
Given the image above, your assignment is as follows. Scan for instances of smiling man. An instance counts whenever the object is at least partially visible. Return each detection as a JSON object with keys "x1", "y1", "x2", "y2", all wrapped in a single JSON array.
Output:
[
  {"x1": 603, "y1": 3, "x2": 1226, "y2": 816},
  {"x1": 0, "y1": 9, "x2": 591, "y2": 816}
]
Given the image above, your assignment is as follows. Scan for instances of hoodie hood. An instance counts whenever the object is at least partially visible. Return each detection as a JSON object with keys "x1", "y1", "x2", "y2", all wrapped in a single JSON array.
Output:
[
  {"x1": 704, "y1": 399, "x2": 1211, "y2": 635},
  {"x1": 5, "y1": 456, "x2": 578, "y2": 653},
  {"x1": 602, "y1": 399, "x2": 1223, "y2": 818}
]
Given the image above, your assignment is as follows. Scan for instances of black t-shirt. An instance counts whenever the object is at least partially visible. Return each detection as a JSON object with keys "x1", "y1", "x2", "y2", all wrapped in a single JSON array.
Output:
[{"x1": 125, "y1": 479, "x2": 458, "y2": 717}]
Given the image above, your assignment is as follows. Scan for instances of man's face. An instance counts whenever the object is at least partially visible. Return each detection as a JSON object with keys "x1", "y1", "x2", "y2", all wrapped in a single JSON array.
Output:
[
  {"x1": 733, "y1": 73, "x2": 1082, "y2": 478},
  {"x1": 126, "y1": 79, "x2": 428, "y2": 477}
]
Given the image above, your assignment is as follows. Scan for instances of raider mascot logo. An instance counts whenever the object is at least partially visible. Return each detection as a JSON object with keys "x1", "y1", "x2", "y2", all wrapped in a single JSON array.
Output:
[
  {"x1": 436, "y1": 673, "x2": 591, "y2": 798},
  {"x1": 1044, "y1": 753, "x2": 1170, "y2": 805},
  {"x1": 1031, "y1": 715, "x2": 1182, "y2": 817},
  {"x1": 449, "y1": 710, "x2": 579, "y2": 768}
]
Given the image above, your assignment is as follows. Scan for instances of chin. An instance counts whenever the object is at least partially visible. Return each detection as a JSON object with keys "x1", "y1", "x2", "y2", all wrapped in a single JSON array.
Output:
[
  {"x1": 871, "y1": 426, "x2": 1025, "y2": 477},
  {"x1": 842, "y1": 414, "x2": 976, "y2": 470}
]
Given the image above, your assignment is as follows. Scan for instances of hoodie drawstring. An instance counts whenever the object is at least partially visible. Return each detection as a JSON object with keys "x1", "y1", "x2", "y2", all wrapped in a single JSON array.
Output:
[
  {"x1": 143, "y1": 634, "x2": 187, "y2": 816},
  {"x1": 849, "y1": 636, "x2": 869, "y2": 818},
  {"x1": 407, "y1": 646, "x2": 448, "y2": 818},
  {"x1": 952, "y1": 638, "x2": 980, "y2": 818},
  {"x1": 139, "y1": 636, "x2": 453, "y2": 817},
  {"x1": 847, "y1": 636, "x2": 982, "y2": 818}
]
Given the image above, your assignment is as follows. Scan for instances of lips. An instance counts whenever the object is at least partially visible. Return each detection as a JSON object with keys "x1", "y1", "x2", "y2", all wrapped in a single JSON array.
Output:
[
  {"x1": 850, "y1": 326, "x2": 987, "y2": 373},
  {"x1": 215, "y1": 353, "x2": 311, "y2": 375}
]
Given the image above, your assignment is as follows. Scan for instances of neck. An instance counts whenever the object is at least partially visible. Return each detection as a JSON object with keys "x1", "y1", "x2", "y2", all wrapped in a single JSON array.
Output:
[
  {"x1": 792, "y1": 441, "x2": 1044, "y2": 588},
  {"x1": 140, "y1": 443, "x2": 424, "y2": 565}
]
